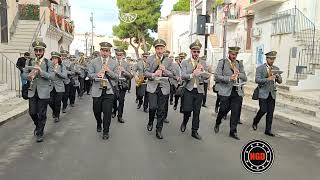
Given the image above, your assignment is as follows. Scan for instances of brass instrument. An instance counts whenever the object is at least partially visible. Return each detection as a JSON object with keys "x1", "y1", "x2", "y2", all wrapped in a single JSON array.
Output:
[
  {"x1": 97, "y1": 59, "x2": 109, "y2": 89},
  {"x1": 27, "y1": 57, "x2": 41, "y2": 90},
  {"x1": 136, "y1": 75, "x2": 145, "y2": 87}
]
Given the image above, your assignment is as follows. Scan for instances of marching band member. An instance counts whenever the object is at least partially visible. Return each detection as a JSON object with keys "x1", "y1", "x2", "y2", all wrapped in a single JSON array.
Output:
[
  {"x1": 49, "y1": 51, "x2": 67, "y2": 123},
  {"x1": 144, "y1": 39, "x2": 174, "y2": 139},
  {"x1": 213, "y1": 47, "x2": 247, "y2": 140},
  {"x1": 22, "y1": 41, "x2": 54, "y2": 142},
  {"x1": 112, "y1": 48, "x2": 133, "y2": 123},
  {"x1": 252, "y1": 51, "x2": 282, "y2": 137},
  {"x1": 180, "y1": 40, "x2": 211, "y2": 140},
  {"x1": 88, "y1": 42, "x2": 119, "y2": 140},
  {"x1": 133, "y1": 52, "x2": 149, "y2": 112},
  {"x1": 61, "y1": 50, "x2": 72, "y2": 113}
]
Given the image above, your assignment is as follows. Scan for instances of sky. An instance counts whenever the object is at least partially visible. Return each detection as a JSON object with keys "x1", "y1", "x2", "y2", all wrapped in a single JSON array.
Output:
[{"x1": 69, "y1": 0, "x2": 178, "y2": 35}]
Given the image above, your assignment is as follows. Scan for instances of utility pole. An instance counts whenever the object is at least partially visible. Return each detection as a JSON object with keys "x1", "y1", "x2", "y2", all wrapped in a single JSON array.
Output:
[
  {"x1": 222, "y1": 3, "x2": 230, "y2": 59},
  {"x1": 90, "y1": 12, "x2": 94, "y2": 56}
]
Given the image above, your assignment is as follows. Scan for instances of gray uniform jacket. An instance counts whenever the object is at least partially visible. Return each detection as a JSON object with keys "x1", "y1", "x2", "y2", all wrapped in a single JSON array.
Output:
[
  {"x1": 50, "y1": 64, "x2": 68, "y2": 93},
  {"x1": 62, "y1": 59, "x2": 72, "y2": 85},
  {"x1": 181, "y1": 58, "x2": 210, "y2": 94},
  {"x1": 169, "y1": 62, "x2": 181, "y2": 88},
  {"x1": 116, "y1": 59, "x2": 133, "y2": 79},
  {"x1": 88, "y1": 56, "x2": 119, "y2": 97},
  {"x1": 133, "y1": 60, "x2": 146, "y2": 77},
  {"x1": 22, "y1": 58, "x2": 54, "y2": 99},
  {"x1": 214, "y1": 59, "x2": 247, "y2": 97},
  {"x1": 70, "y1": 63, "x2": 80, "y2": 87},
  {"x1": 255, "y1": 63, "x2": 282, "y2": 99},
  {"x1": 144, "y1": 54, "x2": 174, "y2": 95}
]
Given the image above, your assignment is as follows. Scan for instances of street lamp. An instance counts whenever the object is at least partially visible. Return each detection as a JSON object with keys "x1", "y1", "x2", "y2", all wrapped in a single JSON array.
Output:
[{"x1": 84, "y1": 32, "x2": 89, "y2": 56}]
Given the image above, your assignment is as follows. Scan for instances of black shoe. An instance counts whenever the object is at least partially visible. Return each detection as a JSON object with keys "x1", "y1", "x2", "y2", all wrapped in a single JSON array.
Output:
[
  {"x1": 112, "y1": 113, "x2": 116, "y2": 118},
  {"x1": 137, "y1": 104, "x2": 142, "y2": 109},
  {"x1": 87, "y1": 93, "x2": 91, "y2": 95},
  {"x1": 229, "y1": 133, "x2": 240, "y2": 140},
  {"x1": 163, "y1": 119, "x2": 169, "y2": 123},
  {"x1": 214, "y1": 124, "x2": 219, "y2": 133},
  {"x1": 36, "y1": 135, "x2": 44, "y2": 143},
  {"x1": 202, "y1": 104, "x2": 207, "y2": 107},
  {"x1": 70, "y1": 104, "x2": 75, "y2": 107},
  {"x1": 143, "y1": 108, "x2": 149, "y2": 113},
  {"x1": 265, "y1": 132, "x2": 275, "y2": 137},
  {"x1": 252, "y1": 124, "x2": 257, "y2": 131},
  {"x1": 147, "y1": 124, "x2": 153, "y2": 131},
  {"x1": 135, "y1": 99, "x2": 138, "y2": 104},
  {"x1": 128, "y1": 90, "x2": 131, "y2": 93},
  {"x1": 97, "y1": 125, "x2": 102, "y2": 132},
  {"x1": 191, "y1": 131, "x2": 202, "y2": 140},
  {"x1": 118, "y1": 117, "x2": 125, "y2": 123},
  {"x1": 54, "y1": 117, "x2": 60, "y2": 123},
  {"x1": 238, "y1": 121, "x2": 243, "y2": 125},
  {"x1": 156, "y1": 130, "x2": 163, "y2": 139},
  {"x1": 62, "y1": 108, "x2": 66, "y2": 113},
  {"x1": 33, "y1": 128, "x2": 38, "y2": 136},
  {"x1": 180, "y1": 123, "x2": 186, "y2": 132},
  {"x1": 173, "y1": 106, "x2": 177, "y2": 110},
  {"x1": 170, "y1": 101, "x2": 173, "y2": 105},
  {"x1": 102, "y1": 132, "x2": 109, "y2": 140},
  {"x1": 215, "y1": 106, "x2": 219, "y2": 113}
]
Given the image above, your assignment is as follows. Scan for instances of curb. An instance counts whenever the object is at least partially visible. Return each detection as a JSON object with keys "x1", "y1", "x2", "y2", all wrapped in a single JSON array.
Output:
[
  {"x1": 208, "y1": 93, "x2": 320, "y2": 134},
  {"x1": 0, "y1": 106, "x2": 28, "y2": 126}
]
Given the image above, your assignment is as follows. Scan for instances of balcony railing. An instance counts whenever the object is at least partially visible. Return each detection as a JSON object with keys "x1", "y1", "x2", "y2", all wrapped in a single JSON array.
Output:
[{"x1": 50, "y1": 9, "x2": 74, "y2": 35}]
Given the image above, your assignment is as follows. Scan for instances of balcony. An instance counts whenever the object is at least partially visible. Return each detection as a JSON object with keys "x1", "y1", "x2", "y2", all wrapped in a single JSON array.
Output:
[
  {"x1": 50, "y1": 9, "x2": 74, "y2": 36},
  {"x1": 245, "y1": 0, "x2": 288, "y2": 11}
]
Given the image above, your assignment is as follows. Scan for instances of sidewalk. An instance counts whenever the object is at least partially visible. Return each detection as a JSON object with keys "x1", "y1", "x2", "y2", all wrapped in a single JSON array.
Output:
[
  {"x1": 0, "y1": 98, "x2": 28, "y2": 126},
  {"x1": 207, "y1": 83, "x2": 320, "y2": 133}
]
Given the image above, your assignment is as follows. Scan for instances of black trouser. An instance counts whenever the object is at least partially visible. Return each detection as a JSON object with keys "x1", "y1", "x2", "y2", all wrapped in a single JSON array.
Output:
[
  {"x1": 128, "y1": 80, "x2": 131, "y2": 91},
  {"x1": 137, "y1": 92, "x2": 149, "y2": 110},
  {"x1": 202, "y1": 83, "x2": 208, "y2": 105},
  {"x1": 29, "y1": 91, "x2": 49, "y2": 136},
  {"x1": 148, "y1": 87, "x2": 168, "y2": 131},
  {"x1": 169, "y1": 84, "x2": 176, "y2": 103},
  {"x1": 215, "y1": 88, "x2": 242, "y2": 134},
  {"x1": 62, "y1": 83, "x2": 71, "y2": 109},
  {"x1": 163, "y1": 94, "x2": 169, "y2": 120},
  {"x1": 49, "y1": 88, "x2": 63, "y2": 118},
  {"x1": 79, "y1": 77, "x2": 85, "y2": 97},
  {"x1": 180, "y1": 95, "x2": 185, "y2": 112},
  {"x1": 253, "y1": 93, "x2": 275, "y2": 133},
  {"x1": 84, "y1": 79, "x2": 92, "y2": 94},
  {"x1": 112, "y1": 89, "x2": 127, "y2": 118},
  {"x1": 93, "y1": 90, "x2": 115, "y2": 133},
  {"x1": 182, "y1": 88, "x2": 203, "y2": 131},
  {"x1": 69, "y1": 85, "x2": 78, "y2": 104},
  {"x1": 215, "y1": 95, "x2": 221, "y2": 109}
]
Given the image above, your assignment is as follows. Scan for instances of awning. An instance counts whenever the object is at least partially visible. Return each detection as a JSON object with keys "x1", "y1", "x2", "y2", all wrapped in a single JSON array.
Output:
[{"x1": 49, "y1": 0, "x2": 59, "y2": 5}]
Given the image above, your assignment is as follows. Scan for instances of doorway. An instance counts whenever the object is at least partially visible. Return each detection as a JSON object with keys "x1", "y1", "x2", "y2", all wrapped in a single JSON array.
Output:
[{"x1": 0, "y1": 0, "x2": 8, "y2": 43}]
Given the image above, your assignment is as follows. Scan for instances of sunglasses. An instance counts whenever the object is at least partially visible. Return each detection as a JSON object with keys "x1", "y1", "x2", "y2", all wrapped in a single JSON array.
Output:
[{"x1": 192, "y1": 51, "x2": 200, "y2": 54}]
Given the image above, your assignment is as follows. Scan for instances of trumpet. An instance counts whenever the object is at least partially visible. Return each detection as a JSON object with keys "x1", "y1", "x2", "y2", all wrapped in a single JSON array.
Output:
[
  {"x1": 27, "y1": 57, "x2": 41, "y2": 90},
  {"x1": 97, "y1": 60, "x2": 109, "y2": 89}
]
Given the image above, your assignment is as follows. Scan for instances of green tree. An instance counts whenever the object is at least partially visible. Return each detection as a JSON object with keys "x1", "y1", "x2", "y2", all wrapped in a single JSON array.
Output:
[
  {"x1": 113, "y1": 0, "x2": 163, "y2": 58},
  {"x1": 113, "y1": 39, "x2": 129, "y2": 50},
  {"x1": 172, "y1": 0, "x2": 190, "y2": 12}
]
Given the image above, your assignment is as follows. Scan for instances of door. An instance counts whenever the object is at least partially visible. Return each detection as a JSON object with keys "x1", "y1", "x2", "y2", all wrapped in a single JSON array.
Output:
[
  {"x1": 246, "y1": 16, "x2": 253, "y2": 50},
  {"x1": 0, "y1": 0, "x2": 8, "y2": 43}
]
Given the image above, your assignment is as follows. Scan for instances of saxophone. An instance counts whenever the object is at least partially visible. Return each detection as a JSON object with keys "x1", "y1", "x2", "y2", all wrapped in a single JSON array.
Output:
[
  {"x1": 136, "y1": 61, "x2": 146, "y2": 87},
  {"x1": 27, "y1": 57, "x2": 41, "y2": 90}
]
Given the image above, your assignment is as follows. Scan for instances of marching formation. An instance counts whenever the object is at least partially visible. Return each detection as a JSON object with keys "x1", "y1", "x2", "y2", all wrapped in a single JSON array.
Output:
[{"x1": 20, "y1": 38, "x2": 282, "y2": 143}]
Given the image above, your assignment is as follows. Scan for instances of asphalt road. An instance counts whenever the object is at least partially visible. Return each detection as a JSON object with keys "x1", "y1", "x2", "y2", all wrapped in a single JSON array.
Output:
[{"x1": 0, "y1": 92, "x2": 320, "y2": 180}]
